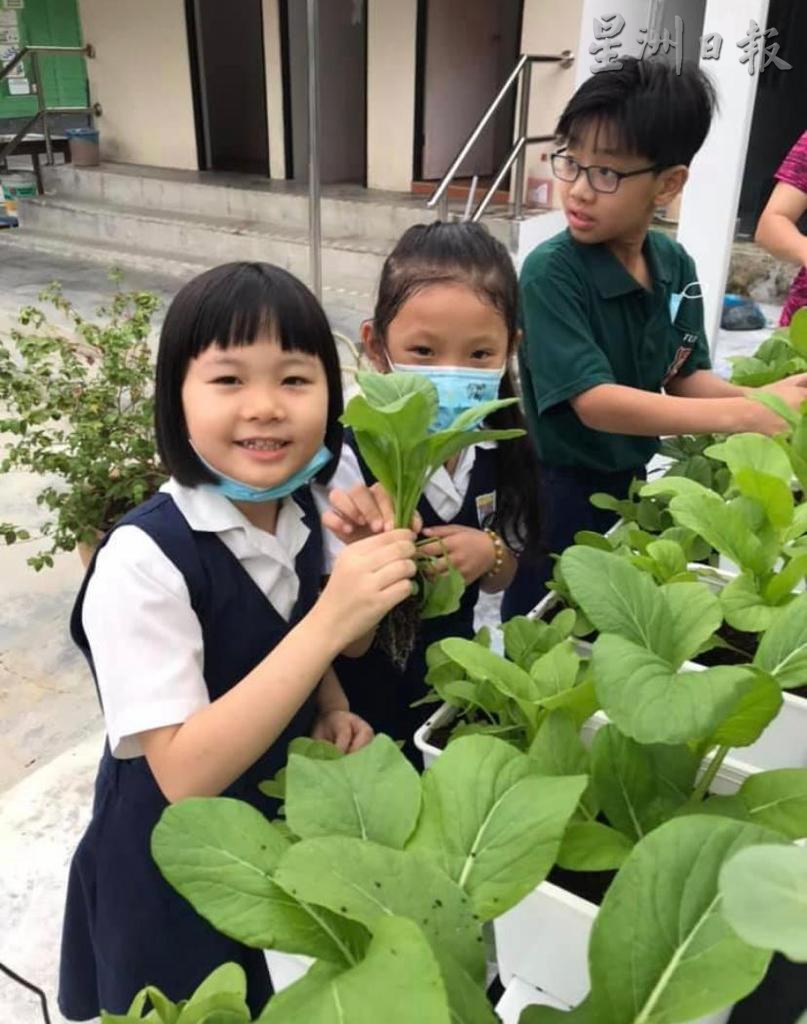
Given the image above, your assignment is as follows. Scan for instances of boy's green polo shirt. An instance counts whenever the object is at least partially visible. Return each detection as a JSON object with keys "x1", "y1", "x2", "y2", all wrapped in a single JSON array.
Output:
[{"x1": 518, "y1": 228, "x2": 712, "y2": 473}]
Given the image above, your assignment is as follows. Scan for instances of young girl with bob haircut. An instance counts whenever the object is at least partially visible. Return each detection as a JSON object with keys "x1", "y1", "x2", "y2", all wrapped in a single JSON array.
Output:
[
  {"x1": 58, "y1": 262, "x2": 417, "y2": 1020},
  {"x1": 325, "y1": 221, "x2": 542, "y2": 761}
]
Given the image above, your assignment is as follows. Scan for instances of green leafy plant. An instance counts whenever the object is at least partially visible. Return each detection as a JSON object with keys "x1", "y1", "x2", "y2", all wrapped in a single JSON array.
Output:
[
  {"x1": 523, "y1": 816, "x2": 792, "y2": 1024},
  {"x1": 642, "y1": 433, "x2": 807, "y2": 633},
  {"x1": 0, "y1": 278, "x2": 164, "y2": 569},
  {"x1": 340, "y1": 371, "x2": 523, "y2": 663},
  {"x1": 719, "y1": 842, "x2": 807, "y2": 964},
  {"x1": 729, "y1": 307, "x2": 807, "y2": 387},
  {"x1": 148, "y1": 733, "x2": 585, "y2": 1023}
]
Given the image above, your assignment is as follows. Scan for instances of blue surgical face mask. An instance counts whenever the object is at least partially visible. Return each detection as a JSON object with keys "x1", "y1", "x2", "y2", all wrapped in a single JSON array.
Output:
[
  {"x1": 191, "y1": 443, "x2": 332, "y2": 502},
  {"x1": 388, "y1": 359, "x2": 506, "y2": 433},
  {"x1": 669, "y1": 281, "x2": 703, "y2": 325}
]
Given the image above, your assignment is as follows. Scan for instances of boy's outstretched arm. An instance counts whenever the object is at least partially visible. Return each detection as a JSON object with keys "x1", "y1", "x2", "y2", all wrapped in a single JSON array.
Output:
[{"x1": 571, "y1": 375, "x2": 807, "y2": 438}]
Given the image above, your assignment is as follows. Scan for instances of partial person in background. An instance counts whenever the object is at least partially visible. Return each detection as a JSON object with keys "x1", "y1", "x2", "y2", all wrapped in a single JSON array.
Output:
[{"x1": 755, "y1": 130, "x2": 807, "y2": 326}]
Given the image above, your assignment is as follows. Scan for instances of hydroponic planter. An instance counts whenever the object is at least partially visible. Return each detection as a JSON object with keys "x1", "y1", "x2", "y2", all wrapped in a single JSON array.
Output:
[
  {"x1": 494, "y1": 882, "x2": 731, "y2": 1024},
  {"x1": 264, "y1": 950, "x2": 312, "y2": 994}
]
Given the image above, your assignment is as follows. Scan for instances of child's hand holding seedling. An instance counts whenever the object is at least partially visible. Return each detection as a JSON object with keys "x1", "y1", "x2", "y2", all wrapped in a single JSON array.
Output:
[
  {"x1": 419, "y1": 523, "x2": 515, "y2": 589},
  {"x1": 323, "y1": 481, "x2": 422, "y2": 543}
]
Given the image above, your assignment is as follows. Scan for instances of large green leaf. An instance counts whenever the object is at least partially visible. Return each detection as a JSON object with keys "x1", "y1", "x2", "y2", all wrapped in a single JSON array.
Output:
[
  {"x1": 592, "y1": 634, "x2": 755, "y2": 744},
  {"x1": 754, "y1": 591, "x2": 807, "y2": 688},
  {"x1": 588, "y1": 816, "x2": 784, "y2": 1023},
  {"x1": 733, "y1": 468, "x2": 794, "y2": 530},
  {"x1": 529, "y1": 641, "x2": 581, "y2": 699},
  {"x1": 789, "y1": 307, "x2": 807, "y2": 357},
  {"x1": 151, "y1": 798, "x2": 368, "y2": 965},
  {"x1": 735, "y1": 769, "x2": 807, "y2": 839},
  {"x1": 719, "y1": 845, "x2": 807, "y2": 963},
  {"x1": 704, "y1": 433, "x2": 793, "y2": 486},
  {"x1": 706, "y1": 670, "x2": 782, "y2": 748},
  {"x1": 560, "y1": 547, "x2": 666, "y2": 656},
  {"x1": 658, "y1": 581, "x2": 723, "y2": 668},
  {"x1": 425, "y1": 424, "x2": 524, "y2": 473},
  {"x1": 259, "y1": 737, "x2": 343, "y2": 801},
  {"x1": 273, "y1": 836, "x2": 485, "y2": 983},
  {"x1": 589, "y1": 726, "x2": 657, "y2": 842},
  {"x1": 556, "y1": 821, "x2": 634, "y2": 871},
  {"x1": 408, "y1": 735, "x2": 586, "y2": 920},
  {"x1": 285, "y1": 734, "x2": 421, "y2": 849},
  {"x1": 256, "y1": 915, "x2": 453, "y2": 1023},
  {"x1": 356, "y1": 370, "x2": 438, "y2": 421},
  {"x1": 520, "y1": 999, "x2": 594, "y2": 1024},
  {"x1": 719, "y1": 573, "x2": 778, "y2": 633}
]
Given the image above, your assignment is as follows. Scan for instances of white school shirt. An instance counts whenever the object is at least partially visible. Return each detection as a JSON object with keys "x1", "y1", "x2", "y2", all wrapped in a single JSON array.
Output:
[
  {"x1": 82, "y1": 479, "x2": 314, "y2": 759},
  {"x1": 321, "y1": 440, "x2": 497, "y2": 569}
]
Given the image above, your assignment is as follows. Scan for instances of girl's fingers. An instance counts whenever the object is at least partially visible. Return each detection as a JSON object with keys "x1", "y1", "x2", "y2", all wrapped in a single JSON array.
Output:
[
  {"x1": 345, "y1": 486, "x2": 385, "y2": 531},
  {"x1": 321, "y1": 508, "x2": 355, "y2": 539},
  {"x1": 422, "y1": 525, "x2": 458, "y2": 538},
  {"x1": 369, "y1": 484, "x2": 396, "y2": 531},
  {"x1": 328, "y1": 489, "x2": 366, "y2": 530},
  {"x1": 349, "y1": 719, "x2": 375, "y2": 752},
  {"x1": 372, "y1": 557, "x2": 418, "y2": 591}
]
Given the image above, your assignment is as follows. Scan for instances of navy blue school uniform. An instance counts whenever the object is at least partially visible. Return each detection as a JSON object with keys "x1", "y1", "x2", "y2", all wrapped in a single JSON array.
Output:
[
  {"x1": 334, "y1": 433, "x2": 498, "y2": 764},
  {"x1": 58, "y1": 489, "x2": 323, "y2": 1021}
]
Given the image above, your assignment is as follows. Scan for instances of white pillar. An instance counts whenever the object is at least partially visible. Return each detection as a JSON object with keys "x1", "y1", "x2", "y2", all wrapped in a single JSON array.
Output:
[{"x1": 676, "y1": 0, "x2": 771, "y2": 354}]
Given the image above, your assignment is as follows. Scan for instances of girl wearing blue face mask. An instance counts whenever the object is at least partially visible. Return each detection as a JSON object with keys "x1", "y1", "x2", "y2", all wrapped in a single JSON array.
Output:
[
  {"x1": 323, "y1": 222, "x2": 543, "y2": 763},
  {"x1": 58, "y1": 262, "x2": 418, "y2": 1022}
]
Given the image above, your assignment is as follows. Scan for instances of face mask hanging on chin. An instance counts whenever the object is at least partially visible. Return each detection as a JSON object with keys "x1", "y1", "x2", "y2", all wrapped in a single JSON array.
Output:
[
  {"x1": 190, "y1": 442, "x2": 332, "y2": 502},
  {"x1": 386, "y1": 358, "x2": 506, "y2": 433}
]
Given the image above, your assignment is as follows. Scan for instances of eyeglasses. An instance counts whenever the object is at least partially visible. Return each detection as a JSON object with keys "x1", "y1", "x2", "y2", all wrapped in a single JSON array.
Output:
[{"x1": 550, "y1": 149, "x2": 660, "y2": 194}]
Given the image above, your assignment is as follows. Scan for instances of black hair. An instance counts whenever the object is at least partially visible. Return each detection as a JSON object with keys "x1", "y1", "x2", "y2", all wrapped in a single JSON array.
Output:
[
  {"x1": 556, "y1": 56, "x2": 717, "y2": 168},
  {"x1": 371, "y1": 221, "x2": 542, "y2": 559},
  {"x1": 155, "y1": 261, "x2": 343, "y2": 486}
]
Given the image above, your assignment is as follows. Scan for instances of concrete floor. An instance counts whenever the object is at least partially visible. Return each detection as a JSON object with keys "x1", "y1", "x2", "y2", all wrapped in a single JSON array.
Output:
[{"x1": 0, "y1": 243, "x2": 784, "y2": 1023}]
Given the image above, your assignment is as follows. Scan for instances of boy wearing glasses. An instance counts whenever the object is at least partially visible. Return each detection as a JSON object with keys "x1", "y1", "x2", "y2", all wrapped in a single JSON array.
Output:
[{"x1": 504, "y1": 57, "x2": 807, "y2": 618}]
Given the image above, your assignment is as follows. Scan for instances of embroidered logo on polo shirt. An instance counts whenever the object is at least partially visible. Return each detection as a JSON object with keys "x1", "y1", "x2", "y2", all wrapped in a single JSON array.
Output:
[{"x1": 661, "y1": 337, "x2": 697, "y2": 388}]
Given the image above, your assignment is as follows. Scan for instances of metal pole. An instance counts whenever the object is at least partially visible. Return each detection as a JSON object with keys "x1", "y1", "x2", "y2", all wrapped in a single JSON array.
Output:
[
  {"x1": 512, "y1": 60, "x2": 532, "y2": 221},
  {"x1": 306, "y1": 0, "x2": 322, "y2": 301},
  {"x1": 31, "y1": 53, "x2": 53, "y2": 166}
]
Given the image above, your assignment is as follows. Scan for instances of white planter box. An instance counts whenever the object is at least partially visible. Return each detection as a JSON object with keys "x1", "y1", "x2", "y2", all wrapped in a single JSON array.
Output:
[
  {"x1": 494, "y1": 882, "x2": 731, "y2": 1024},
  {"x1": 495, "y1": 976, "x2": 568, "y2": 1022},
  {"x1": 264, "y1": 950, "x2": 313, "y2": 993}
]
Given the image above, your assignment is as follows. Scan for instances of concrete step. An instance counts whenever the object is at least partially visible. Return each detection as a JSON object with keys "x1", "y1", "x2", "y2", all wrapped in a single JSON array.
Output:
[
  {"x1": 0, "y1": 226, "x2": 376, "y2": 310},
  {"x1": 41, "y1": 163, "x2": 438, "y2": 244},
  {"x1": 16, "y1": 193, "x2": 389, "y2": 298}
]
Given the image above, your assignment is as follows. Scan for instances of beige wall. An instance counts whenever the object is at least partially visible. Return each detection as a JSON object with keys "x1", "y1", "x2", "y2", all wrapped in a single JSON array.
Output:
[
  {"x1": 366, "y1": 0, "x2": 417, "y2": 192},
  {"x1": 517, "y1": 0, "x2": 583, "y2": 204},
  {"x1": 78, "y1": 0, "x2": 197, "y2": 170},
  {"x1": 263, "y1": 0, "x2": 286, "y2": 179}
]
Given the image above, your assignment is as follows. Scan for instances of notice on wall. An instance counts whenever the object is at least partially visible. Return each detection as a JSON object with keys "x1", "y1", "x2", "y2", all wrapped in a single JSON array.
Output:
[
  {"x1": 8, "y1": 76, "x2": 28, "y2": 94},
  {"x1": 0, "y1": 10, "x2": 17, "y2": 27},
  {"x1": 1, "y1": 1, "x2": 25, "y2": 10},
  {"x1": 0, "y1": 27, "x2": 19, "y2": 44}
]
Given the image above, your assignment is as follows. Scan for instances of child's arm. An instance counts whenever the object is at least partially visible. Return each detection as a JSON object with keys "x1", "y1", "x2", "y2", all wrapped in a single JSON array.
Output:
[
  {"x1": 755, "y1": 182, "x2": 807, "y2": 267},
  {"x1": 311, "y1": 666, "x2": 374, "y2": 753},
  {"x1": 571, "y1": 376, "x2": 807, "y2": 437},
  {"x1": 139, "y1": 529, "x2": 415, "y2": 802}
]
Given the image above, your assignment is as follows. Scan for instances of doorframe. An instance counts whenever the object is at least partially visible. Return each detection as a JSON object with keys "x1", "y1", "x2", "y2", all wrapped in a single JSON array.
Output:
[
  {"x1": 279, "y1": 0, "x2": 369, "y2": 185},
  {"x1": 184, "y1": 0, "x2": 270, "y2": 175},
  {"x1": 412, "y1": 0, "x2": 525, "y2": 184},
  {"x1": 183, "y1": 0, "x2": 208, "y2": 171}
]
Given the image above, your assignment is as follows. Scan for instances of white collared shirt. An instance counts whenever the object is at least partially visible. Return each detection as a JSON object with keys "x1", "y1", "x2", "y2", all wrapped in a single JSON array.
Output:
[{"x1": 82, "y1": 479, "x2": 311, "y2": 759}]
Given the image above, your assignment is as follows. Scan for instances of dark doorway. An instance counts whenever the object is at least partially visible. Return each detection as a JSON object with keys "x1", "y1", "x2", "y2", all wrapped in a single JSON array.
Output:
[
  {"x1": 738, "y1": 0, "x2": 807, "y2": 237},
  {"x1": 284, "y1": 0, "x2": 367, "y2": 184},
  {"x1": 414, "y1": 0, "x2": 522, "y2": 182},
  {"x1": 188, "y1": 0, "x2": 270, "y2": 175}
]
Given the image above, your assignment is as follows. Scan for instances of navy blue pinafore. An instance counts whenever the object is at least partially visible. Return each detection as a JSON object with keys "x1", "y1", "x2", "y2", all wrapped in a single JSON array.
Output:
[
  {"x1": 334, "y1": 436, "x2": 498, "y2": 764},
  {"x1": 58, "y1": 490, "x2": 323, "y2": 1021}
]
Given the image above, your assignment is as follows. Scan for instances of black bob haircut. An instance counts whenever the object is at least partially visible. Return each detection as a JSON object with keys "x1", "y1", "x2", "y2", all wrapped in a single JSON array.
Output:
[
  {"x1": 556, "y1": 56, "x2": 718, "y2": 169},
  {"x1": 155, "y1": 261, "x2": 343, "y2": 487}
]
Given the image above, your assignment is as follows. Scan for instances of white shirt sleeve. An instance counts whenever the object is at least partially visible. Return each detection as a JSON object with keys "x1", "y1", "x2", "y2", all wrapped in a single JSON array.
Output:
[
  {"x1": 312, "y1": 444, "x2": 366, "y2": 572},
  {"x1": 82, "y1": 524, "x2": 210, "y2": 759}
]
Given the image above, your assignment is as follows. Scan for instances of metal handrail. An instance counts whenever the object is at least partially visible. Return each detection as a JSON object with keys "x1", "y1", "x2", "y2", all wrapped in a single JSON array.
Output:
[
  {"x1": 427, "y1": 50, "x2": 574, "y2": 224},
  {"x1": 0, "y1": 44, "x2": 97, "y2": 171}
]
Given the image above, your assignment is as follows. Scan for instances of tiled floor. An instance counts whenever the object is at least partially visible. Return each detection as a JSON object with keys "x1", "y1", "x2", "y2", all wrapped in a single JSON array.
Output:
[{"x1": 0, "y1": 244, "x2": 785, "y2": 1023}]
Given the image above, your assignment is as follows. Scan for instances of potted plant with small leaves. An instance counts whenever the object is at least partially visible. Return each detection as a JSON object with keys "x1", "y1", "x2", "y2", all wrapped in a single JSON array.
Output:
[{"x1": 0, "y1": 278, "x2": 164, "y2": 570}]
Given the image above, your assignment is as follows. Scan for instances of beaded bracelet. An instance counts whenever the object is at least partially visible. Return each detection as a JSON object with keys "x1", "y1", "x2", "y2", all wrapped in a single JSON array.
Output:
[{"x1": 485, "y1": 528, "x2": 505, "y2": 578}]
